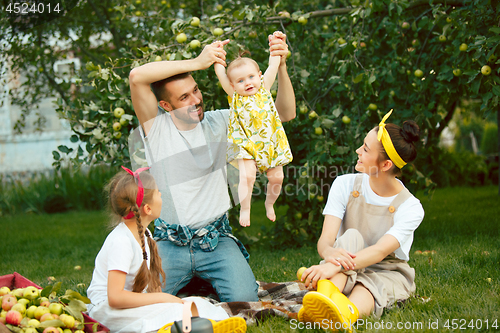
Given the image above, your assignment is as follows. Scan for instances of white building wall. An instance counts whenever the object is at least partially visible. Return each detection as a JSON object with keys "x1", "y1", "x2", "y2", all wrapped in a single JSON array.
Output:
[{"x1": 0, "y1": 59, "x2": 79, "y2": 174}]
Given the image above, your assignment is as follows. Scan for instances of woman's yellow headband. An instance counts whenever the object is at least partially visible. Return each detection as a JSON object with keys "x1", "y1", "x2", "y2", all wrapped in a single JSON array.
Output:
[{"x1": 377, "y1": 109, "x2": 407, "y2": 169}]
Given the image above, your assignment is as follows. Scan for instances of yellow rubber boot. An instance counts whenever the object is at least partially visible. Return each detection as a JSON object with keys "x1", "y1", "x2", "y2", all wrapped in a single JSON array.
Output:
[
  {"x1": 297, "y1": 306, "x2": 313, "y2": 322},
  {"x1": 208, "y1": 317, "x2": 247, "y2": 333},
  {"x1": 301, "y1": 279, "x2": 359, "y2": 332},
  {"x1": 317, "y1": 279, "x2": 340, "y2": 297}
]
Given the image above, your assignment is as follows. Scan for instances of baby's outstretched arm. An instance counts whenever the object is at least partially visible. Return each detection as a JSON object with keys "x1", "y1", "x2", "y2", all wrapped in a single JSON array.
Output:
[
  {"x1": 263, "y1": 34, "x2": 281, "y2": 91},
  {"x1": 214, "y1": 63, "x2": 234, "y2": 96},
  {"x1": 263, "y1": 55, "x2": 280, "y2": 91}
]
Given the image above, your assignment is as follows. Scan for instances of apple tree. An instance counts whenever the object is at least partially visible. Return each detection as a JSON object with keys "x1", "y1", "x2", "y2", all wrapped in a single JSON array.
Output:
[{"x1": 2, "y1": 0, "x2": 499, "y2": 246}]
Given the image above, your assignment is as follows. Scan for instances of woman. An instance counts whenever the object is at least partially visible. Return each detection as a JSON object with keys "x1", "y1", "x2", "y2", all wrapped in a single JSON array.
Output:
[{"x1": 299, "y1": 110, "x2": 425, "y2": 332}]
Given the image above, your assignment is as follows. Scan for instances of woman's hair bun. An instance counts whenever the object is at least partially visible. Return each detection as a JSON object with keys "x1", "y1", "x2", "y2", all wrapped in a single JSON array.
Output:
[{"x1": 400, "y1": 120, "x2": 420, "y2": 143}]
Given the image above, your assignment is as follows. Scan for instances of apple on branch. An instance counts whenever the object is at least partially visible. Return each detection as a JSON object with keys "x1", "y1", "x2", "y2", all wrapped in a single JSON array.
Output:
[
  {"x1": 176, "y1": 33, "x2": 187, "y2": 43},
  {"x1": 190, "y1": 17, "x2": 200, "y2": 27}
]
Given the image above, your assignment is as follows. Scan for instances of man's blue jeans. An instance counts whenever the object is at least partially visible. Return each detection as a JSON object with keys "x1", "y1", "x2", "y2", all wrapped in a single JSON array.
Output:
[{"x1": 157, "y1": 236, "x2": 259, "y2": 302}]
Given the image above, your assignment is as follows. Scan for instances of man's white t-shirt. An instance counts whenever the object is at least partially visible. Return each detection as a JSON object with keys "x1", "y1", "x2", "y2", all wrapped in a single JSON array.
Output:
[
  {"x1": 87, "y1": 223, "x2": 150, "y2": 305},
  {"x1": 323, "y1": 173, "x2": 425, "y2": 261},
  {"x1": 135, "y1": 109, "x2": 232, "y2": 229}
]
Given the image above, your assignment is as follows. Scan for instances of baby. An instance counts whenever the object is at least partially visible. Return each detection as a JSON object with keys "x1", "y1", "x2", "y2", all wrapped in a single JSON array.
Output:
[{"x1": 214, "y1": 31, "x2": 293, "y2": 227}]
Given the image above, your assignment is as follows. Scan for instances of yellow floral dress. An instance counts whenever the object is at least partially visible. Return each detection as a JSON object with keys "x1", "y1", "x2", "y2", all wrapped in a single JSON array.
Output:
[{"x1": 227, "y1": 77, "x2": 293, "y2": 173}]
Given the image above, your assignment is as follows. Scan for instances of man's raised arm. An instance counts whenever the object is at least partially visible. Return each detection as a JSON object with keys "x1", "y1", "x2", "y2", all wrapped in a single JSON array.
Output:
[
  {"x1": 269, "y1": 32, "x2": 296, "y2": 123},
  {"x1": 129, "y1": 40, "x2": 229, "y2": 132}
]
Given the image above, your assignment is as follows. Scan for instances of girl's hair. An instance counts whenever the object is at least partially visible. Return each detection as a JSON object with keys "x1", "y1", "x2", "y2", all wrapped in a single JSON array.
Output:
[
  {"x1": 105, "y1": 170, "x2": 166, "y2": 293},
  {"x1": 226, "y1": 50, "x2": 260, "y2": 81},
  {"x1": 375, "y1": 120, "x2": 420, "y2": 175}
]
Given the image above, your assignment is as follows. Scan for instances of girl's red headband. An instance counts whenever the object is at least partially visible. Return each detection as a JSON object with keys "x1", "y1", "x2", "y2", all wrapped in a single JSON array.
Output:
[{"x1": 121, "y1": 166, "x2": 151, "y2": 219}]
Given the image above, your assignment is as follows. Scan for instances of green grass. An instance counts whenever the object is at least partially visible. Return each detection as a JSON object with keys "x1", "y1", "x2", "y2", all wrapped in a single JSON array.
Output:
[{"x1": 1, "y1": 186, "x2": 499, "y2": 332}]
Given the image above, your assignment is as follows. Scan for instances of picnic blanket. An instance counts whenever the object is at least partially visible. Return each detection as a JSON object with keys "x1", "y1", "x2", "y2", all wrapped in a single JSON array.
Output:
[{"x1": 206, "y1": 281, "x2": 310, "y2": 325}]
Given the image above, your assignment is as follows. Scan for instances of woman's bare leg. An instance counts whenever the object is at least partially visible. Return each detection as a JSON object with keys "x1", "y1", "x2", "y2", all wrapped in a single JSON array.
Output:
[{"x1": 348, "y1": 283, "x2": 375, "y2": 317}]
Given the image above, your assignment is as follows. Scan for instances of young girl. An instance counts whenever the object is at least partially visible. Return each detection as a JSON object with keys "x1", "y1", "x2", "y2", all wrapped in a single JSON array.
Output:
[
  {"x1": 86, "y1": 167, "x2": 246, "y2": 333},
  {"x1": 214, "y1": 31, "x2": 293, "y2": 227},
  {"x1": 298, "y1": 110, "x2": 425, "y2": 332}
]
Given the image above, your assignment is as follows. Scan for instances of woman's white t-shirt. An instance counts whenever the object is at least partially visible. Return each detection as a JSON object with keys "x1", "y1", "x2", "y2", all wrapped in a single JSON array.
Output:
[
  {"x1": 87, "y1": 222, "x2": 150, "y2": 305},
  {"x1": 323, "y1": 173, "x2": 424, "y2": 261}
]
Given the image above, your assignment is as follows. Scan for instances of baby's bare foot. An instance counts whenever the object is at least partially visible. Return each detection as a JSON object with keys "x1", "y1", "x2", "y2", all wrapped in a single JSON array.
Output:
[
  {"x1": 265, "y1": 202, "x2": 276, "y2": 222},
  {"x1": 239, "y1": 209, "x2": 251, "y2": 227}
]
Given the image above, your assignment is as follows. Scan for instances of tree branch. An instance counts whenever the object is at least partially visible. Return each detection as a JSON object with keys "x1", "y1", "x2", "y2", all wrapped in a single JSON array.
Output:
[
  {"x1": 87, "y1": 0, "x2": 124, "y2": 51},
  {"x1": 427, "y1": 99, "x2": 457, "y2": 148}
]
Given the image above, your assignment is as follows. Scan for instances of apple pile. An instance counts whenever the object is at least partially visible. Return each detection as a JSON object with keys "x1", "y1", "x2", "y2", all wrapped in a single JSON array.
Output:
[{"x1": 0, "y1": 285, "x2": 88, "y2": 333}]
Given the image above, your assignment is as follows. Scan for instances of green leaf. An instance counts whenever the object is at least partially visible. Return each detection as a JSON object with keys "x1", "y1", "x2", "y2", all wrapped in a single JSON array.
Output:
[
  {"x1": 70, "y1": 135, "x2": 79, "y2": 143},
  {"x1": 322, "y1": 119, "x2": 335, "y2": 128},
  {"x1": 336, "y1": 146, "x2": 350, "y2": 155},
  {"x1": 38, "y1": 319, "x2": 65, "y2": 329},
  {"x1": 58, "y1": 145, "x2": 72, "y2": 154},
  {"x1": 64, "y1": 290, "x2": 91, "y2": 304},
  {"x1": 490, "y1": 27, "x2": 500, "y2": 34},
  {"x1": 471, "y1": 77, "x2": 481, "y2": 94},
  {"x1": 52, "y1": 282, "x2": 62, "y2": 295},
  {"x1": 331, "y1": 107, "x2": 342, "y2": 118},
  {"x1": 65, "y1": 302, "x2": 85, "y2": 323},
  {"x1": 6, "y1": 325, "x2": 23, "y2": 333},
  {"x1": 52, "y1": 151, "x2": 61, "y2": 160},
  {"x1": 353, "y1": 73, "x2": 364, "y2": 83},
  {"x1": 41, "y1": 285, "x2": 53, "y2": 298},
  {"x1": 67, "y1": 298, "x2": 88, "y2": 312},
  {"x1": 368, "y1": 74, "x2": 376, "y2": 84},
  {"x1": 492, "y1": 86, "x2": 500, "y2": 97}
]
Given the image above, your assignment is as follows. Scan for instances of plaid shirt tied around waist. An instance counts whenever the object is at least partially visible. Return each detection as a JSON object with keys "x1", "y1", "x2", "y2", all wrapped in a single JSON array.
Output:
[{"x1": 153, "y1": 213, "x2": 250, "y2": 261}]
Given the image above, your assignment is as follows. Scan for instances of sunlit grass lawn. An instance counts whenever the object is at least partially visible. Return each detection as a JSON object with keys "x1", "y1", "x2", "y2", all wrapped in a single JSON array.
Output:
[{"x1": 1, "y1": 186, "x2": 499, "y2": 332}]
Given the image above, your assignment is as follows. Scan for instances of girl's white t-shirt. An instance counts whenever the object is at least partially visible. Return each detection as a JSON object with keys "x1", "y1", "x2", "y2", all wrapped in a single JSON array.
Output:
[
  {"x1": 87, "y1": 222, "x2": 150, "y2": 305},
  {"x1": 322, "y1": 173, "x2": 425, "y2": 261}
]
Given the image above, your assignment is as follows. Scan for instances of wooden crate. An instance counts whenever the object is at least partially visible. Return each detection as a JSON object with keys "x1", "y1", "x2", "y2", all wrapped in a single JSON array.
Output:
[{"x1": 0, "y1": 272, "x2": 109, "y2": 333}]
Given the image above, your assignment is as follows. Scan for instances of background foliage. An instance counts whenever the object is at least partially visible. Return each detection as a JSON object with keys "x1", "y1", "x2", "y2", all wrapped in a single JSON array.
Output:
[{"x1": 2, "y1": 0, "x2": 499, "y2": 246}]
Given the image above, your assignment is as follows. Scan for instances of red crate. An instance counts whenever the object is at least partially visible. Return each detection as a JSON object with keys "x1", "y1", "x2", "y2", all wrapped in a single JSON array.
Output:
[{"x1": 0, "y1": 272, "x2": 109, "y2": 333}]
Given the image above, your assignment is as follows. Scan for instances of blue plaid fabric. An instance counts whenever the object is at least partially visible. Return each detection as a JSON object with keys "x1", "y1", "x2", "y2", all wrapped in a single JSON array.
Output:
[{"x1": 153, "y1": 213, "x2": 250, "y2": 261}]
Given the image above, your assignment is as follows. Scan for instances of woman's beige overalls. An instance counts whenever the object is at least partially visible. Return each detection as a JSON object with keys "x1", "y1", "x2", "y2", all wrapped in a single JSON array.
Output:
[{"x1": 332, "y1": 174, "x2": 416, "y2": 318}]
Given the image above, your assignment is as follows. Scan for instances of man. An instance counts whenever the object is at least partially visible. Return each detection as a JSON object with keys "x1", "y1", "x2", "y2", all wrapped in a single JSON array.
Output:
[{"x1": 128, "y1": 33, "x2": 295, "y2": 302}]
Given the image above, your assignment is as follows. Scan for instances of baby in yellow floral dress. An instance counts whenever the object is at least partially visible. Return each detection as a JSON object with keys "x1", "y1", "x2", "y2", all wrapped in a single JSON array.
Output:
[{"x1": 214, "y1": 31, "x2": 293, "y2": 227}]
